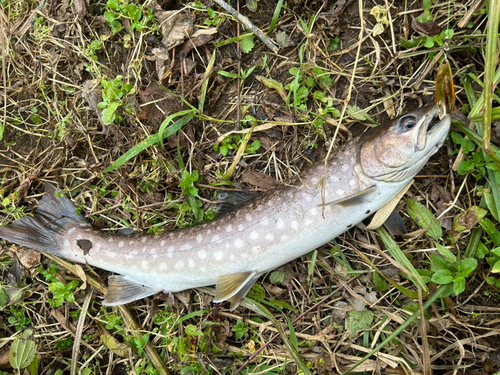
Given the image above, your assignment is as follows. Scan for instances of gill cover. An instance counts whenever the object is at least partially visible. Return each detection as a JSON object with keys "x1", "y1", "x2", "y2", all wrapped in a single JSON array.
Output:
[{"x1": 358, "y1": 105, "x2": 448, "y2": 182}]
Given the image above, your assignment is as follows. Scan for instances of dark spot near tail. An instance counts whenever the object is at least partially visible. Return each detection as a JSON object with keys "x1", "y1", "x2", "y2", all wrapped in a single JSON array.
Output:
[
  {"x1": 366, "y1": 210, "x2": 371, "y2": 214},
  {"x1": 77, "y1": 239, "x2": 93, "y2": 255},
  {"x1": 347, "y1": 224, "x2": 353, "y2": 228}
]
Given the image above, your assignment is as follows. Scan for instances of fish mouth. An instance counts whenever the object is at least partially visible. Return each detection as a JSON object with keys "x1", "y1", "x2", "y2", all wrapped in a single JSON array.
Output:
[{"x1": 417, "y1": 105, "x2": 450, "y2": 151}]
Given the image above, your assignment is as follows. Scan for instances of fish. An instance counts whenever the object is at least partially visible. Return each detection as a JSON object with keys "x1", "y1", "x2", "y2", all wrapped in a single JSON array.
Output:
[{"x1": 0, "y1": 105, "x2": 450, "y2": 309}]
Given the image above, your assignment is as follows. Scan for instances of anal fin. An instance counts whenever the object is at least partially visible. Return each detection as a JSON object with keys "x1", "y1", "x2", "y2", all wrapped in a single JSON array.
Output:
[
  {"x1": 214, "y1": 271, "x2": 260, "y2": 310},
  {"x1": 103, "y1": 275, "x2": 160, "y2": 306}
]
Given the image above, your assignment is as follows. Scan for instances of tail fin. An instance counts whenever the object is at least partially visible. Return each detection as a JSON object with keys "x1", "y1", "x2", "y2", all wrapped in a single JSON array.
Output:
[{"x1": 0, "y1": 183, "x2": 88, "y2": 253}]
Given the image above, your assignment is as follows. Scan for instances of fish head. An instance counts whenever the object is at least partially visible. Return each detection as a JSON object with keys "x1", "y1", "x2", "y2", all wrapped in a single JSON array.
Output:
[{"x1": 358, "y1": 105, "x2": 450, "y2": 182}]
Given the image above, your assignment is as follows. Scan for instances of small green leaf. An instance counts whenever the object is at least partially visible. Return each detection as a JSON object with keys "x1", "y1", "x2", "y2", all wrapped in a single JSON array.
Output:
[
  {"x1": 346, "y1": 310, "x2": 374, "y2": 338},
  {"x1": 406, "y1": 198, "x2": 442, "y2": 239},
  {"x1": 240, "y1": 34, "x2": 255, "y2": 53},
  {"x1": 373, "y1": 273, "x2": 389, "y2": 292},
  {"x1": 185, "y1": 324, "x2": 204, "y2": 336},
  {"x1": 10, "y1": 338, "x2": 36, "y2": 370},
  {"x1": 434, "y1": 242, "x2": 456, "y2": 263},
  {"x1": 453, "y1": 276, "x2": 466, "y2": 295},
  {"x1": 269, "y1": 270, "x2": 285, "y2": 284},
  {"x1": 431, "y1": 269, "x2": 453, "y2": 284},
  {"x1": 491, "y1": 259, "x2": 500, "y2": 273}
]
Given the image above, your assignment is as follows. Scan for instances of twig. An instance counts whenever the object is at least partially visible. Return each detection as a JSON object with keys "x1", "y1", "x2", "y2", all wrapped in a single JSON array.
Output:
[{"x1": 213, "y1": 0, "x2": 279, "y2": 53}]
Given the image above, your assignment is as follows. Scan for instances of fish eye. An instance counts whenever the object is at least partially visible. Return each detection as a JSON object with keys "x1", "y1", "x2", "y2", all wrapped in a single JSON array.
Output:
[{"x1": 401, "y1": 116, "x2": 416, "y2": 130}]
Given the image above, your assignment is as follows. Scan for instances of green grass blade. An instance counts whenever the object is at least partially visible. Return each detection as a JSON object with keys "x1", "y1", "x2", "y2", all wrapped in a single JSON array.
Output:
[
  {"x1": 103, "y1": 114, "x2": 194, "y2": 173},
  {"x1": 268, "y1": 0, "x2": 284, "y2": 33},
  {"x1": 376, "y1": 226, "x2": 428, "y2": 293}
]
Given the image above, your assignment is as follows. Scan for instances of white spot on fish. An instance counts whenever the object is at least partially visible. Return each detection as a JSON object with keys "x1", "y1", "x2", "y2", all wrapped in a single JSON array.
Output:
[
  {"x1": 309, "y1": 208, "x2": 318, "y2": 216},
  {"x1": 125, "y1": 254, "x2": 133, "y2": 259},
  {"x1": 276, "y1": 219, "x2": 284, "y2": 229},
  {"x1": 267, "y1": 200, "x2": 273, "y2": 207},
  {"x1": 238, "y1": 224, "x2": 245, "y2": 231},
  {"x1": 167, "y1": 253, "x2": 173, "y2": 258},
  {"x1": 196, "y1": 234, "x2": 203, "y2": 243},
  {"x1": 337, "y1": 189, "x2": 345, "y2": 197},
  {"x1": 207, "y1": 229, "x2": 212, "y2": 235},
  {"x1": 291, "y1": 221, "x2": 299, "y2": 230},
  {"x1": 181, "y1": 243, "x2": 192, "y2": 251},
  {"x1": 280, "y1": 234, "x2": 289, "y2": 241},
  {"x1": 128, "y1": 240, "x2": 135, "y2": 245},
  {"x1": 141, "y1": 260, "x2": 148, "y2": 268},
  {"x1": 152, "y1": 254, "x2": 159, "y2": 260},
  {"x1": 198, "y1": 250, "x2": 207, "y2": 259},
  {"x1": 349, "y1": 179, "x2": 356, "y2": 186},
  {"x1": 261, "y1": 218, "x2": 269, "y2": 226},
  {"x1": 159, "y1": 263, "x2": 167, "y2": 271},
  {"x1": 130, "y1": 250, "x2": 139, "y2": 255},
  {"x1": 245, "y1": 214, "x2": 252, "y2": 222},
  {"x1": 108, "y1": 238, "x2": 114, "y2": 243},
  {"x1": 167, "y1": 246, "x2": 175, "y2": 252},
  {"x1": 234, "y1": 238, "x2": 244, "y2": 248},
  {"x1": 265, "y1": 233, "x2": 274, "y2": 241},
  {"x1": 230, "y1": 254, "x2": 235, "y2": 260},
  {"x1": 188, "y1": 258, "x2": 195, "y2": 268},
  {"x1": 305, "y1": 195, "x2": 312, "y2": 202},
  {"x1": 225, "y1": 243, "x2": 230, "y2": 249},
  {"x1": 215, "y1": 251, "x2": 224, "y2": 261},
  {"x1": 250, "y1": 231, "x2": 259, "y2": 240},
  {"x1": 160, "y1": 240, "x2": 166, "y2": 246},
  {"x1": 108, "y1": 252, "x2": 116, "y2": 258},
  {"x1": 149, "y1": 248, "x2": 156, "y2": 255},
  {"x1": 225, "y1": 224, "x2": 233, "y2": 232},
  {"x1": 175, "y1": 260, "x2": 184, "y2": 269},
  {"x1": 212, "y1": 235, "x2": 220, "y2": 242},
  {"x1": 251, "y1": 246, "x2": 261, "y2": 254},
  {"x1": 141, "y1": 237, "x2": 147, "y2": 243},
  {"x1": 304, "y1": 219, "x2": 313, "y2": 226}
]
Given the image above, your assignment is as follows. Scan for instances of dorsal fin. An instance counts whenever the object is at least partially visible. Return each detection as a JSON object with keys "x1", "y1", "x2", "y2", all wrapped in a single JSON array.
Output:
[
  {"x1": 215, "y1": 190, "x2": 255, "y2": 216},
  {"x1": 103, "y1": 275, "x2": 160, "y2": 306}
]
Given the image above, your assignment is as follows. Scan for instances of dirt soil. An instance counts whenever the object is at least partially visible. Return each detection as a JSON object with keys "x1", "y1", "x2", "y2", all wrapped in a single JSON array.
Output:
[{"x1": 0, "y1": 0, "x2": 499, "y2": 374}]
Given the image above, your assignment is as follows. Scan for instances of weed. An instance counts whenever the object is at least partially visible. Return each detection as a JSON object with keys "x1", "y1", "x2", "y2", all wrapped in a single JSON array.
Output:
[
  {"x1": 179, "y1": 170, "x2": 204, "y2": 222},
  {"x1": 204, "y1": 7, "x2": 225, "y2": 27},
  {"x1": 8, "y1": 305, "x2": 32, "y2": 331},
  {"x1": 98, "y1": 75, "x2": 135, "y2": 126},
  {"x1": 232, "y1": 319, "x2": 248, "y2": 340},
  {"x1": 104, "y1": 0, "x2": 156, "y2": 35},
  {"x1": 401, "y1": 29, "x2": 455, "y2": 51},
  {"x1": 47, "y1": 280, "x2": 80, "y2": 307},
  {"x1": 213, "y1": 134, "x2": 261, "y2": 157},
  {"x1": 430, "y1": 242, "x2": 478, "y2": 296}
]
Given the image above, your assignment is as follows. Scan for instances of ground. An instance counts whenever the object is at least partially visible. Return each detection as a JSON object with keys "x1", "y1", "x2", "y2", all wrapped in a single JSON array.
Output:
[{"x1": 0, "y1": 0, "x2": 500, "y2": 374}]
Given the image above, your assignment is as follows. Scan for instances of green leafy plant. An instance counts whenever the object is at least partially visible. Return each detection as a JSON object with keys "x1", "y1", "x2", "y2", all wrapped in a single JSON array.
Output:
[
  {"x1": 104, "y1": 0, "x2": 155, "y2": 34},
  {"x1": 213, "y1": 134, "x2": 261, "y2": 157},
  {"x1": 179, "y1": 170, "x2": 204, "y2": 222},
  {"x1": 48, "y1": 280, "x2": 80, "y2": 307},
  {"x1": 98, "y1": 75, "x2": 135, "y2": 126},
  {"x1": 430, "y1": 242, "x2": 478, "y2": 295},
  {"x1": 204, "y1": 7, "x2": 225, "y2": 26},
  {"x1": 401, "y1": 29, "x2": 454, "y2": 50},
  {"x1": 8, "y1": 306, "x2": 32, "y2": 331},
  {"x1": 231, "y1": 319, "x2": 248, "y2": 339}
]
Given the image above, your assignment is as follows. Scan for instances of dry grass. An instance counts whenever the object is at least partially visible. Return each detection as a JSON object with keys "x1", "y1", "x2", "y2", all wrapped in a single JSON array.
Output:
[{"x1": 0, "y1": 0, "x2": 499, "y2": 374}]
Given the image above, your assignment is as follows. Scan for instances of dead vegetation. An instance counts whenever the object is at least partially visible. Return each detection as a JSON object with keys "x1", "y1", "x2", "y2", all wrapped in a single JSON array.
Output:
[{"x1": 0, "y1": 0, "x2": 500, "y2": 374}]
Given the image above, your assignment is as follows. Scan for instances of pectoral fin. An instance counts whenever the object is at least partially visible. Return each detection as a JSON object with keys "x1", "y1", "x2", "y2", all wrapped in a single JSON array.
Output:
[
  {"x1": 318, "y1": 185, "x2": 376, "y2": 207},
  {"x1": 103, "y1": 275, "x2": 160, "y2": 306},
  {"x1": 383, "y1": 210, "x2": 408, "y2": 235},
  {"x1": 214, "y1": 271, "x2": 260, "y2": 310}
]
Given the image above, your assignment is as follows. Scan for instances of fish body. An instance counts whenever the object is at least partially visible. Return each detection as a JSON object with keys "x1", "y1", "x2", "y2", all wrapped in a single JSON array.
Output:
[{"x1": 0, "y1": 105, "x2": 450, "y2": 308}]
